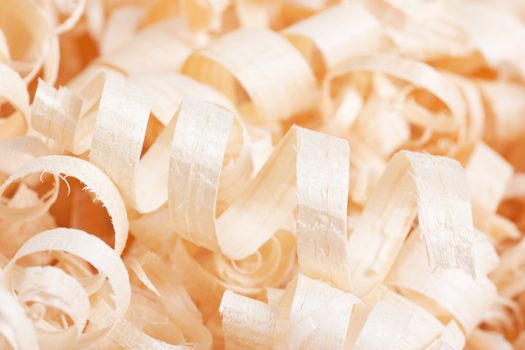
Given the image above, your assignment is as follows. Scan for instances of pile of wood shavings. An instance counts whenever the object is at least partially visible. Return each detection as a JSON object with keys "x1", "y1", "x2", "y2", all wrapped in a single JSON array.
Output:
[{"x1": 1, "y1": 0, "x2": 525, "y2": 349}]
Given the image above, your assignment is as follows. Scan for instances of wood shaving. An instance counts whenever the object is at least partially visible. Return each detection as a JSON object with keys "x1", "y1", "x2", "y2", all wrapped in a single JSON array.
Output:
[{"x1": 1, "y1": 0, "x2": 525, "y2": 349}]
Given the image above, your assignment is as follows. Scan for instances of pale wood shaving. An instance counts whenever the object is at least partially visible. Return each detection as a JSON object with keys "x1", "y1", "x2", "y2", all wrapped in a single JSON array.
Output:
[{"x1": 1, "y1": 1, "x2": 525, "y2": 349}]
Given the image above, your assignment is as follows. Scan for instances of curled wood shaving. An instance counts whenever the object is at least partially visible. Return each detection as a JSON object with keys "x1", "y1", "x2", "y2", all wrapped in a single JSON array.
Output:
[
  {"x1": 182, "y1": 29, "x2": 318, "y2": 123},
  {"x1": 0, "y1": 287, "x2": 39, "y2": 350},
  {"x1": 0, "y1": 155, "x2": 128, "y2": 253},
  {"x1": 1, "y1": 0, "x2": 525, "y2": 349},
  {"x1": 2, "y1": 228, "x2": 130, "y2": 349},
  {"x1": 347, "y1": 151, "x2": 474, "y2": 296},
  {"x1": 283, "y1": 3, "x2": 386, "y2": 79},
  {"x1": 0, "y1": 63, "x2": 30, "y2": 138}
]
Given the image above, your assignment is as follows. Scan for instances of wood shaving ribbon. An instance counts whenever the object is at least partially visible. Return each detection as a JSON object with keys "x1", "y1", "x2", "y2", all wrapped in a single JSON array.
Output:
[{"x1": 1, "y1": 0, "x2": 523, "y2": 349}]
